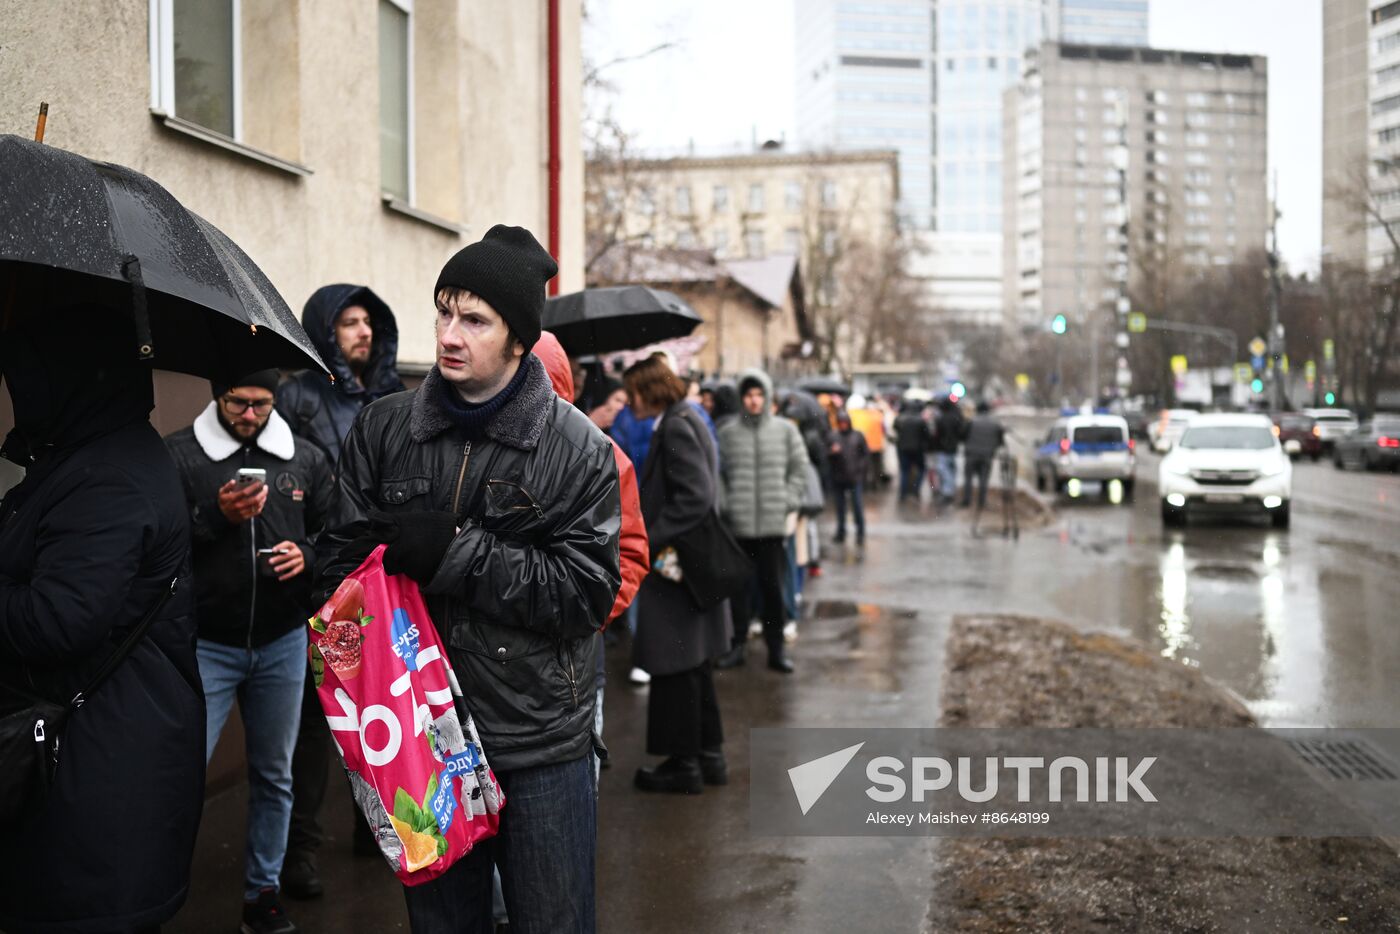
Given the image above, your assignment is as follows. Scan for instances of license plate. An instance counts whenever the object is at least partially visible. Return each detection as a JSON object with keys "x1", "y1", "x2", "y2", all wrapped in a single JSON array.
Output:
[{"x1": 1204, "y1": 493, "x2": 1244, "y2": 504}]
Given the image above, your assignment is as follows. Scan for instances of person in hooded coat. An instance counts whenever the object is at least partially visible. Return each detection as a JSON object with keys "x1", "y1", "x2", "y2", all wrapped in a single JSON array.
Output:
[
  {"x1": 0, "y1": 300, "x2": 204, "y2": 934},
  {"x1": 277, "y1": 284, "x2": 403, "y2": 894},
  {"x1": 277, "y1": 284, "x2": 405, "y2": 469}
]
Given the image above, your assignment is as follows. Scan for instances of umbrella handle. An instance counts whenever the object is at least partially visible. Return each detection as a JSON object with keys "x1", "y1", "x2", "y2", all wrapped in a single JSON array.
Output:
[
  {"x1": 121, "y1": 255, "x2": 155, "y2": 361},
  {"x1": 34, "y1": 102, "x2": 47, "y2": 143}
]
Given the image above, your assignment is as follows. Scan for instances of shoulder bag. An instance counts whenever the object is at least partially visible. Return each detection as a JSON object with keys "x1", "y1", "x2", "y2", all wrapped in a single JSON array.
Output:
[{"x1": 0, "y1": 577, "x2": 178, "y2": 823}]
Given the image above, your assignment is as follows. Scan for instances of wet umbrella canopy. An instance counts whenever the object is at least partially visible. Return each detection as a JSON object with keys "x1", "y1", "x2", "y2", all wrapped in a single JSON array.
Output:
[
  {"x1": 797, "y1": 376, "x2": 851, "y2": 397},
  {"x1": 542, "y1": 285, "x2": 702, "y2": 356},
  {"x1": 0, "y1": 134, "x2": 326, "y2": 381}
]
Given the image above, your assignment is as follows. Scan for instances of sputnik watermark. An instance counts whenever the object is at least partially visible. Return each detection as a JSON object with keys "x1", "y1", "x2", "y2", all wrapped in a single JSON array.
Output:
[{"x1": 752, "y1": 728, "x2": 1400, "y2": 838}]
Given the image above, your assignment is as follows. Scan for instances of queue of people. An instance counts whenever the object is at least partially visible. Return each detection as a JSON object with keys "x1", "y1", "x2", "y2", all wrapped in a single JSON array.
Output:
[{"x1": 0, "y1": 216, "x2": 1010, "y2": 934}]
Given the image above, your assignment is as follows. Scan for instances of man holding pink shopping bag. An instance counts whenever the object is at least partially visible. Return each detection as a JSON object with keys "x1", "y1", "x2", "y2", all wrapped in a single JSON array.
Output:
[{"x1": 315, "y1": 225, "x2": 621, "y2": 934}]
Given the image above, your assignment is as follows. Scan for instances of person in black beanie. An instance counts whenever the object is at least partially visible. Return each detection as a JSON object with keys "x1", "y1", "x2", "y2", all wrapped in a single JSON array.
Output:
[{"x1": 314, "y1": 224, "x2": 621, "y2": 933}]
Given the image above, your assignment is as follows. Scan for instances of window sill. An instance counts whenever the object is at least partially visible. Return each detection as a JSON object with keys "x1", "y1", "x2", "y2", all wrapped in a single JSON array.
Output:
[
  {"x1": 151, "y1": 110, "x2": 313, "y2": 177},
  {"x1": 381, "y1": 196, "x2": 467, "y2": 236}
]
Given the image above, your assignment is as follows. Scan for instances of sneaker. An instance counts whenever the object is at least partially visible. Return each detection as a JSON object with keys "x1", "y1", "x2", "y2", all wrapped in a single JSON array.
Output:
[
  {"x1": 242, "y1": 887, "x2": 298, "y2": 934},
  {"x1": 747, "y1": 620, "x2": 763, "y2": 640},
  {"x1": 783, "y1": 621, "x2": 797, "y2": 643},
  {"x1": 628, "y1": 667, "x2": 651, "y2": 686}
]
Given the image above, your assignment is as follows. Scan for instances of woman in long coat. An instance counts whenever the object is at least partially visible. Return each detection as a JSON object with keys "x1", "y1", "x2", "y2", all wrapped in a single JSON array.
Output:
[
  {"x1": 0, "y1": 300, "x2": 205, "y2": 934},
  {"x1": 625, "y1": 357, "x2": 730, "y2": 795}
]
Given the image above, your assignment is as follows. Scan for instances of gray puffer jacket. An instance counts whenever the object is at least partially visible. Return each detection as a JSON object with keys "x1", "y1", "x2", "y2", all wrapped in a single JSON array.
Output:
[{"x1": 716, "y1": 369, "x2": 808, "y2": 539}]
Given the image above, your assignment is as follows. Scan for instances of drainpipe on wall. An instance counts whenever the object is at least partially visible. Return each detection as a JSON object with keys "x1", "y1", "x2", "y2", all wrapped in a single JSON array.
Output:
[{"x1": 547, "y1": 0, "x2": 561, "y2": 296}]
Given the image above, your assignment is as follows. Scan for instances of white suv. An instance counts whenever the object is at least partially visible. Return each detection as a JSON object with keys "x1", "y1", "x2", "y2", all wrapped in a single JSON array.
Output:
[{"x1": 1158, "y1": 413, "x2": 1292, "y2": 529}]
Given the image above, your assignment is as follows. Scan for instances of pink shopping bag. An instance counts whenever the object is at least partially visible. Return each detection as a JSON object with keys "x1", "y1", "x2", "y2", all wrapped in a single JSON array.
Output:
[{"x1": 309, "y1": 545, "x2": 503, "y2": 886}]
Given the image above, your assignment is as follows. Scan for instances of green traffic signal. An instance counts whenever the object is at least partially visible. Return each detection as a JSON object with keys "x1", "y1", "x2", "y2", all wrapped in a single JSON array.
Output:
[
  {"x1": 1324, "y1": 392, "x2": 1336, "y2": 405},
  {"x1": 1250, "y1": 378, "x2": 1264, "y2": 394},
  {"x1": 950, "y1": 381, "x2": 967, "y2": 400},
  {"x1": 1051, "y1": 314, "x2": 1068, "y2": 335}
]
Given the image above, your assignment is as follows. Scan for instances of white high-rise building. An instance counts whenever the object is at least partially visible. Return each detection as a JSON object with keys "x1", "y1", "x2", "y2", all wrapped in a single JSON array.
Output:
[{"x1": 795, "y1": 0, "x2": 1149, "y2": 328}]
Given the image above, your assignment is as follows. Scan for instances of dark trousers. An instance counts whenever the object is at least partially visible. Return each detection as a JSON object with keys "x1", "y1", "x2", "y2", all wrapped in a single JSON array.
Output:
[
  {"x1": 646, "y1": 663, "x2": 723, "y2": 757},
  {"x1": 287, "y1": 666, "x2": 330, "y2": 856},
  {"x1": 730, "y1": 536, "x2": 787, "y2": 653},
  {"x1": 963, "y1": 456, "x2": 992, "y2": 509},
  {"x1": 402, "y1": 756, "x2": 596, "y2": 934},
  {"x1": 834, "y1": 483, "x2": 865, "y2": 542},
  {"x1": 897, "y1": 450, "x2": 925, "y2": 500}
]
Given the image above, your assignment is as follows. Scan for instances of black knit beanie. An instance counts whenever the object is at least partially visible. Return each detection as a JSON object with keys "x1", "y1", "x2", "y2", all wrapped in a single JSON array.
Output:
[
  {"x1": 211, "y1": 368, "x2": 280, "y2": 399},
  {"x1": 434, "y1": 225, "x2": 558, "y2": 352}
]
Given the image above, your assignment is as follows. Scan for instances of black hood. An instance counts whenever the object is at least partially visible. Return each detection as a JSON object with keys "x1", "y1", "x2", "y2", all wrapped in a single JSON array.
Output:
[
  {"x1": 2, "y1": 302, "x2": 154, "y2": 472},
  {"x1": 300, "y1": 284, "x2": 400, "y2": 396}
]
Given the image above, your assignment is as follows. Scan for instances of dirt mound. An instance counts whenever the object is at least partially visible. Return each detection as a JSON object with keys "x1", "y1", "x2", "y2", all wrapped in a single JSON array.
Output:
[{"x1": 931, "y1": 615, "x2": 1400, "y2": 933}]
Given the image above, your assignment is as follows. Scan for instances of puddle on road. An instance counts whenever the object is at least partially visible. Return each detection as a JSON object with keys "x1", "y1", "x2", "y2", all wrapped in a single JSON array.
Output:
[{"x1": 804, "y1": 600, "x2": 917, "y2": 621}]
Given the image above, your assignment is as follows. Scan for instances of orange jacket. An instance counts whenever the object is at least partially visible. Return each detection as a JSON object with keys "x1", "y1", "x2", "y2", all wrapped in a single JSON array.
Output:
[{"x1": 534, "y1": 332, "x2": 648, "y2": 625}]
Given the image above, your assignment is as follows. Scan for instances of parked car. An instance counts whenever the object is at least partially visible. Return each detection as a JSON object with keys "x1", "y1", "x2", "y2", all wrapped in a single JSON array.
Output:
[
  {"x1": 1271, "y1": 412, "x2": 1322, "y2": 461},
  {"x1": 1332, "y1": 416, "x2": 1400, "y2": 472},
  {"x1": 1302, "y1": 407, "x2": 1358, "y2": 451},
  {"x1": 1148, "y1": 408, "x2": 1197, "y2": 453},
  {"x1": 1159, "y1": 413, "x2": 1292, "y2": 529},
  {"x1": 1034, "y1": 414, "x2": 1136, "y2": 500}
]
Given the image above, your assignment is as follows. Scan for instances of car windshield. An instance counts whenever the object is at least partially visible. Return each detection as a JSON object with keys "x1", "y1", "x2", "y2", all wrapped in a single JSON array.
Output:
[
  {"x1": 1073, "y1": 426, "x2": 1123, "y2": 444},
  {"x1": 1178, "y1": 426, "x2": 1276, "y2": 450},
  {"x1": 1279, "y1": 416, "x2": 1312, "y2": 430}
]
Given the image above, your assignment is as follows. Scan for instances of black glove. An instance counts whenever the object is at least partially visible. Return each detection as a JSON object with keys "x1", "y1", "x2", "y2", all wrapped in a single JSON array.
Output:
[{"x1": 380, "y1": 510, "x2": 458, "y2": 583}]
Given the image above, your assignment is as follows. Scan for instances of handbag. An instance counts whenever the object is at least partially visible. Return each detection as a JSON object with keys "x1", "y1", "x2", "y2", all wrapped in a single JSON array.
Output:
[
  {"x1": 0, "y1": 576, "x2": 177, "y2": 823},
  {"x1": 672, "y1": 510, "x2": 754, "y2": 609}
]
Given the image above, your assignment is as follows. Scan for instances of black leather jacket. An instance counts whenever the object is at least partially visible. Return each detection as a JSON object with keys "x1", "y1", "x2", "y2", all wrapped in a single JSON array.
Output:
[{"x1": 315, "y1": 355, "x2": 621, "y2": 772}]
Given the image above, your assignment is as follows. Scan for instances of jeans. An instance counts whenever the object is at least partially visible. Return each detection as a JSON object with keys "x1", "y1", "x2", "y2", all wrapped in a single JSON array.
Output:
[
  {"x1": 403, "y1": 756, "x2": 597, "y2": 934},
  {"x1": 287, "y1": 668, "x2": 330, "y2": 858},
  {"x1": 197, "y1": 626, "x2": 307, "y2": 901},
  {"x1": 897, "y1": 450, "x2": 925, "y2": 500},
  {"x1": 963, "y1": 457, "x2": 993, "y2": 509},
  {"x1": 934, "y1": 452, "x2": 958, "y2": 501},
  {"x1": 834, "y1": 483, "x2": 865, "y2": 542}
]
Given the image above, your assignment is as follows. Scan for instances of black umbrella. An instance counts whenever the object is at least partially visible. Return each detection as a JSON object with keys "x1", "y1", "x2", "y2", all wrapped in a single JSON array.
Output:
[
  {"x1": 543, "y1": 285, "x2": 702, "y2": 356},
  {"x1": 798, "y1": 376, "x2": 851, "y2": 397},
  {"x1": 0, "y1": 134, "x2": 326, "y2": 381},
  {"x1": 776, "y1": 387, "x2": 826, "y2": 425}
]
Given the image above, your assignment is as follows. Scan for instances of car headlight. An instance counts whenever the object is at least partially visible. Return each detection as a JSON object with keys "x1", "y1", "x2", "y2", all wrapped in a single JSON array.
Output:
[
  {"x1": 1162, "y1": 461, "x2": 1191, "y2": 477},
  {"x1": 1261, "y1": 460, "x2": 1288, "y2": 478}
]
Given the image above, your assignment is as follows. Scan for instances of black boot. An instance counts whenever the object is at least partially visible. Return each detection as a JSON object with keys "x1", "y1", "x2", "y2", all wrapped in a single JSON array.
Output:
[
  {"x1": 699, "y1": 748, "x2": 728, "y2": 786},
  {"x1": 280, "y1": 851, "x2": 323, "y2": 900},
  {"x1": 714, "y1": 642, "x2": 746, "y2": 670},
  {"x1": 634, "y1": 756, "x2": 703, "y2": 794},
  {"x1": 767, "y1": 643, "x2": 795, "y2": 674}
]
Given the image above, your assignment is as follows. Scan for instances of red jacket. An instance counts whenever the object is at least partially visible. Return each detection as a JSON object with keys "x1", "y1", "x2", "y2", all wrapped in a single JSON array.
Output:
[{"x1": 534, "y1": 332, "x2": 648, "y2": 625}]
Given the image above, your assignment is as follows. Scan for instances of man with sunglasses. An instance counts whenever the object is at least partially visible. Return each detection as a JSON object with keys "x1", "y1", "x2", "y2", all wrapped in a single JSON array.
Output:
[{"x1": 164, "y1": 370, "x2": 332, "y2": 934}]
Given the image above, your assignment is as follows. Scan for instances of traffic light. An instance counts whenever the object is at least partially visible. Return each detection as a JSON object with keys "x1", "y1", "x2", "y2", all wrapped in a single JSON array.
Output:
[
  {"x1": 1325, "y1": 391, "x2": 1336, "y2": 405},
  {"x1": 1051, "y1": 314, "x2": 1068, "y2": 335},
  {"x1": 950, "y1": 381, "x2": 967, "y2": 401},
  {"x1": 1250, "y1": 378, "x2": 1264, "y2": 394}
]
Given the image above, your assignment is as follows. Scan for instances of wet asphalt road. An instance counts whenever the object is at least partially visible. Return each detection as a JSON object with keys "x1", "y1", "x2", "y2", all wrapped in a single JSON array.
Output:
[{"x1": 169, "y1": 427, "x2": 1400, "y2": 933}]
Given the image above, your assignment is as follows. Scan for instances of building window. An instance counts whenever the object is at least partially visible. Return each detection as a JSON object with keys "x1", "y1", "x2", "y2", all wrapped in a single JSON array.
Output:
[
  {"x1": 637, "y1": 186, "x2": 656, "y2": 215},
  {"x1": 784, "y1": 227, "x2": 800, "y2": 254},
  {"x1": 379, "y1": 0, "x2": 413, "y2": 201},
  {"x1": 151, "y1": 0, "x2": 240, "y2": 138},
  {"x1": 821, "y1": 179, "x2": 838, "y2": 208},
  {"x1": 675, "y1": 185, "x2": 692, "y2": 215},
  {"x1": 745, "y1": 229, "x2": 765, "y2": 257},
  {"x1": 677, "y1": 229, "x2": 696, "y2": 249},
  {"x1": 1186, "y1": 91, "x2": 1209, "y2": 107},
  {"x1": 748, "y1": 183, "x2": 765, "y2": 213},
  {"x1": 712, "y1": 228, "x2": 729, "y2": 255},
  {"x1": 713, "y1": 185, "x2": 730, "y2": 212},
  {"x1": 822, "y1": 228, "x2": 839, "y2": 255},
  {"x1": 1186, "y1": 131, "x2": 1210, "y2": 147},
  {"x1": 785, "y1": 181, "x2": 803, "y2": 212}
]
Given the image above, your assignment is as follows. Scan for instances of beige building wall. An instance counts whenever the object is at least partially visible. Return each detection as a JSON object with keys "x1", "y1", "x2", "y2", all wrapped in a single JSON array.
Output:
[
  {"x1": 591, "y1": 149, "x2": 899, "y2": 266},
  {"x1": 672, "y1": 285, "x2": 779, "y2": 377},
  {"x1": 1007, "y1": 44, "x2": 1269, "y2": 331},
  {"x1": 1322, "y1": 0, "x2": 1370, "y2": 268},
  {"x1": 0, "y1": 0, "x2": 584, "y2": 373}
]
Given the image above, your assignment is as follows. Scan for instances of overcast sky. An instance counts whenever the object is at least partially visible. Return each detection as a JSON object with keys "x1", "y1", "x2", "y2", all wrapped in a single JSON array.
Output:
[{"x1": 583, "y1": 0, "x2": 1323, "y2": 272}]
